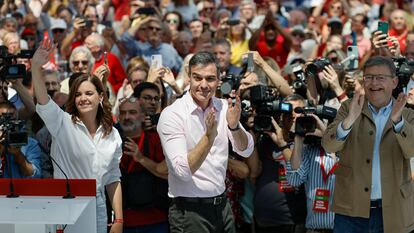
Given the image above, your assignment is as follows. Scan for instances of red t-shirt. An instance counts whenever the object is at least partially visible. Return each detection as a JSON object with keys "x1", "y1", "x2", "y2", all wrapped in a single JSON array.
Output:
[
  {"x1": 389, "y1": 28, "x2": 408, "y2": 53},
  {"x1": 256, "y1": 34, "x2": 289, "y2": 68},
  {"x1": 93, "y1": 52, "x2": 127, "y2": 94},
  {"x1": 120, "y1": 131, "x2": 167, "y2": 227},
  {"x1": 112, "y1": 0, "x2": 130, "y2": 21}
]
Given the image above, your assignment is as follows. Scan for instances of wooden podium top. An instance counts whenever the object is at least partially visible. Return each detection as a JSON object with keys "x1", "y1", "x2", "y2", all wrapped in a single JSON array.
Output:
[{"x1": 0, "y1": 179, "x2": 96, "y2": 196}]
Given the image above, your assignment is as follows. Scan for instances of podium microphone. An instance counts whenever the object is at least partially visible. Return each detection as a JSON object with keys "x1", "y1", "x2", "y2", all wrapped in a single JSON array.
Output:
[{"x1": 49, "y1": 156, "x2": 75, "y2": 199}]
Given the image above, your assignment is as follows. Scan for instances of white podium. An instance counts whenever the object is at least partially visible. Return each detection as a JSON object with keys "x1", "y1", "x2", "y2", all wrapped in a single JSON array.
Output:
[{"x1": 0, "y1": 179, "x2": 97, "y2": 233}]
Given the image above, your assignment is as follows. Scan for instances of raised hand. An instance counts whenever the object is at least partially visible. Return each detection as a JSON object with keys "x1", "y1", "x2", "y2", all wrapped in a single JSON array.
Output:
[
  {"x1": 391, "y1": 92, "x2": 407, "y2": 123},
  {"x1": 322, "y1": 65, "x2": 342, "y2": 94},
  {"x1": 305, "y1": 114, "x2": 327, "y2": 137},
  {"x1": 160, "y1": 67, "x2": 177, "y2": 86},
  {"x1": 93, "y1": 64, "x2": 110, "y2": 85},
  {"x1": 205, "y1": 108, "x2": 218, "y2": 142},
  {"x1": 372, "y1": 31, "x2": 388, "y2": 49},
  {"x1": 343, "y1": 86, "x2": 365, "y2": 129},
  {"x1": 266, "y1": 117, "x2": 287, "y2": 147},
  {"x1": 124, "y1": 137, "x2": 144, "y2": 162},
  {"x1": 32, "y1": 39, "x2": 56, "y2": 68},
  {"x1": 226, "y1": 90, "x2": 241, "y2": 130}
]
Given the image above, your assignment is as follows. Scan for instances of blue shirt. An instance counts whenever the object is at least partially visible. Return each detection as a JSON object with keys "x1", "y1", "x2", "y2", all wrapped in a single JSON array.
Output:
[
  {"x1": 120, "y1": 32, "x2": 183, "y2": 73},
  {"x1": 1, "y1": 137, "x2": 42, "y2": 178},
  {"x1": 336, "y1": 100, "x2": 404, "y2": 200},
  {"x1": 286, "y1": 145, "x2": 336, "y2": 230}
]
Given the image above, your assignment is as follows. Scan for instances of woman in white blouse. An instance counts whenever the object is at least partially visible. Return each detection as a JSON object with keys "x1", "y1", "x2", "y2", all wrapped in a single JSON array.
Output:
[{"x1": 31, "y1": 39, "x2": 123, "y2": 233}]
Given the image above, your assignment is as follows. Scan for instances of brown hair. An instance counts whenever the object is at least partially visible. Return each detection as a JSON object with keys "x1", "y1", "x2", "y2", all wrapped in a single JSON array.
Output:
[
  {"x1": 65, "y1": 74, "x2": 113, "y2": 137},
  {"x1": 126, "y1": 56, "x2": 150, "y2": 78}
]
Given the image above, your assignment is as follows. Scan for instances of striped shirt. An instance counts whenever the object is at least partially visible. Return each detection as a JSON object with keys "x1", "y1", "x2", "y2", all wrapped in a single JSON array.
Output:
[{"x1": 286, "y1": 145, "x2": 336, "y2": 230}]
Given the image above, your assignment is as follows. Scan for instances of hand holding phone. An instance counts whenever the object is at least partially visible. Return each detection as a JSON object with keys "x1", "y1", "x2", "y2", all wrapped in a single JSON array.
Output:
[
  {"x1": 104, "y1": 51, "x2": 108, "y2": 65},
  {"x1": 151, "y1": 54, "x2": 162, "y2": 69},
  {"x1": 378, "y1": 21, "x2": 389, "y2": 35}
]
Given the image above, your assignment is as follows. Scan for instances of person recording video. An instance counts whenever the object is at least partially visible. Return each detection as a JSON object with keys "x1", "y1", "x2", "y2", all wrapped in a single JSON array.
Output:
[{"x1": 0, "y1": 102, "x2": 41, "y2": 178}]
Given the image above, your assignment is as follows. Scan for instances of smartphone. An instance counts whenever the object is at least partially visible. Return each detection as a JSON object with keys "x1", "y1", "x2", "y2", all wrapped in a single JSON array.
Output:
[
  {"x1": 347, "y1": 46, "x2": 359, "y2": 71},
  {"x1": 151, "y1": 54, "x2": 162, "y2": 69},
  {"x1": 104, "y1": 51, "x2": 108, "y2": 65},
  {"x1": 378, "y1": 21, "x2": 389, "y2": 35},
  {"x1": 226, "y1": 19, "x2": 240, "y2": 26},
  {"x1": 247, "y1": 53, "x2": 254, "y2": 72},
  {"x1": 136, "y1": 7, "x2": 156, "y2": 15}
]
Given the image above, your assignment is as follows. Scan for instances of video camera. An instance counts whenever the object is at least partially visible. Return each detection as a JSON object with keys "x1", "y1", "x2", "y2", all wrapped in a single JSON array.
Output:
[
  {"x1": 220, "y1": 73, "x2": 243, "y2": 95},
  {"x1": 292, "y1": 65, "x2": 307, "y2": 98},
  {"x1": 250, "y1": 85, "x2": 292, "y2": 132},
  {"x1": 0, "y1": 46, "x2": 33, "y2": 80},
  {"x1": 0, "y1": 113, "x2": 28, "y2": 147},
  {"x1": 294, "y1": 105, "x2": 337, "y2": 136},
  {"x1": 392, "y1": 57, "x2": 414, "y2": 97}
]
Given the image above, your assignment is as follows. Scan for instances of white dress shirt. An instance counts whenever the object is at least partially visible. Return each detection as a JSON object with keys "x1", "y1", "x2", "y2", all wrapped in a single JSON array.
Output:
[
  {"x1": 157, "y1": 92, "x2": 254, "y2": 198},
  {"x1": 36, "y1": 99, "x2": 122, "y2": 193}
]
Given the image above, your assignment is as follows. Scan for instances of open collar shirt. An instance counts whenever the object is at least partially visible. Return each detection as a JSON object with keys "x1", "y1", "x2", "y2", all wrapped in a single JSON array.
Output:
[
  {"x1": 157, "y1": 92, "x2": 254, "y2": 198},
  {"x1": 36, "y1": 99, "x2": 122, "y2": 194}
]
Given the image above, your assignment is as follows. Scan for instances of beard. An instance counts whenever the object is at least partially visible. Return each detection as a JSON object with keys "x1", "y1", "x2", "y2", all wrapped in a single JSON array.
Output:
[{"x1": 120, "y1": 119, "x2": 142, "y2": 135}]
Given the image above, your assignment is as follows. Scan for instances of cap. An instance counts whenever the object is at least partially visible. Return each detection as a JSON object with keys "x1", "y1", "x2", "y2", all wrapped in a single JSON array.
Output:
[{"x1": 50, "y1": 18, "x2": 67, "y2": 30}]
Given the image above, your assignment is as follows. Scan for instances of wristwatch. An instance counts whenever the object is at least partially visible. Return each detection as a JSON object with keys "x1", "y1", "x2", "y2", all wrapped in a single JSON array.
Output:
[{"x1": 228, "y1": 123, "x2": 241, "y2": 131}]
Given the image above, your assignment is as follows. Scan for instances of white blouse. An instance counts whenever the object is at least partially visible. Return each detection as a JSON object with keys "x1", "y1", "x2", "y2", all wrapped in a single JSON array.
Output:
[{"x1": 36, "y1": 99, "x2": 122, "y2": 193}]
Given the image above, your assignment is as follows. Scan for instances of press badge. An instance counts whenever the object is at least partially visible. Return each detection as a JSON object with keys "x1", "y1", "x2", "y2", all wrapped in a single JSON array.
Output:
[
  {"x1": 274, "y1": 151, "x2": 294, "y2": 192},
  {"x1": 312, "y1": 188, "x2": 330, "y2": 212}
]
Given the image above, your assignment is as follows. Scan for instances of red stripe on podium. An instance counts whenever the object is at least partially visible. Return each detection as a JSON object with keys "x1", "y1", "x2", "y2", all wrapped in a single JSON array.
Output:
[{"x1": 0, "y1": 179, "x2": 96, "y2": 196}]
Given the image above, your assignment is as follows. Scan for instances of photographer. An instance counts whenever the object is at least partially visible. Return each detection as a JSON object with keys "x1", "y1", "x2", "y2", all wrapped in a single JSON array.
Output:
[
  {"x1": 60, "y1": 15, "x2": 94, "y2": 58},
  {"x1": 117, "y1": 96, "x2": 168, "y2": 232},
  {"x1": 253, "y1": 94, "x2": 307, "y2": 233},
  {"x1": 283, "y1": 112, "x2": 337, "y2": 233},
  {"x1": 133, "y1": 82, "x2": 162, "y2": 131},
  {"x1": 0, "y1": 78, "x2": 36, "y2": 121},
  {"x1": 0, "y1": 102, "x2": 41, "y2": 178}
]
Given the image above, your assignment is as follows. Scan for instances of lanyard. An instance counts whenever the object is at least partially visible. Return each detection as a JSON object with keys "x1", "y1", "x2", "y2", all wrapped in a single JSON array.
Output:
[{"x1": 319, "y1": 149, "x2": 337, "y2": 184}]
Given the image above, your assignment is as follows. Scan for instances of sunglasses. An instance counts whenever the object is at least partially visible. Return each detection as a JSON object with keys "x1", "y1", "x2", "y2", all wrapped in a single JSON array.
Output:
[
  {"x1": 166, "y1": 19, "x2": 178, "y2": 24},
  {"x1": 73, "y1": 60, "x2": 88, "y2": 66},
  {"x1": 52, "y1": 29, "x2": 65, "y2": 33},
  {"x1": 148, "y1": 26, "x2": 161, "y2": 32}
]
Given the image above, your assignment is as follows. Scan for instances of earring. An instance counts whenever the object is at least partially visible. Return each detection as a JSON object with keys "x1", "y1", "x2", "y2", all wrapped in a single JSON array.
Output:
[{"x1": 100, "y1": 99, "x2": 103, "y2": 108}]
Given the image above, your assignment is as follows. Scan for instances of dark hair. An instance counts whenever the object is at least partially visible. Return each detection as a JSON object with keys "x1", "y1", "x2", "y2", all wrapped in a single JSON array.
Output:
[
  {"x1": 0, "y1": 101, "x2": 16, "y2": 111},
  {"x1": 188, "y1": 51, "x2": 220, "y2": 77},
  {"x1": 212, "y1": 38, "x2": 231, "y2": 51},
  {"x1": 65, "y1": 74, "x2": 113, "y2": 137},
  {"x1": 133, "y1": 82, "x2": 160, "y2": 99},
  {"x1": 163, "y1": 11, "x2": 184, "y2": 31},
  {"x1": 284, "y1": 94, "x2": 305, "y2": 103},
  {"x1": 69, "y1": 72, "x2": 85, "y2": 89},
  {"x1": 363, "y1": 56, "x2": 396, "y2": 76}
]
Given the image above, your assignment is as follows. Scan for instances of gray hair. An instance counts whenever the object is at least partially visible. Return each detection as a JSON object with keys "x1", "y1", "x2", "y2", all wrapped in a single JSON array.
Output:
[
  {"x1": 363, "y1": 56, "x2": 396, "y2": 76},
  {"x1": 69, "y1": 46, "x2": 95, "y2": 73}
]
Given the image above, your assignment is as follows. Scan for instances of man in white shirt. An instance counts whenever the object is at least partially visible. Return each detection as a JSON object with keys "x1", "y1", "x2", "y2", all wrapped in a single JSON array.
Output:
[{"x1": 157, "y1": 51, "x2": 254, "y2": 233}]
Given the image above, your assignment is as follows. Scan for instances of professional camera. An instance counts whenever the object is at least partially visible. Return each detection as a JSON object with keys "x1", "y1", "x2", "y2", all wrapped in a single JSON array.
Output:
[
  {"x1": 250, "y1": 85, "x2": 292, "y2": 132},
  {"x1": 306, "y1": 58, "x2": 332, "y2": 77},
  {"x1": 0, "y1": 113, "x2": 28, "y2": 147},
  {"x1": 220, "y1": 73, "x2": 243, "y2": 95},
  {"x1": 240, "y1": 99, "x2": 252, "y2": 125},
  {"x1": 392, "y1": 57, "x2": 414, "y2": 97},
  {"x1": 292, "y1": 65, "x2": 307, "y2": 98},
  {"x1": 149, "y1": 113, "x2": 160, "y2": 126},
  {"x1": 0, "y1": 46, "x2": 33, "y2": 80},
  {"x1": 294, "y1": 105, "x2": 337, "y2": 136}
]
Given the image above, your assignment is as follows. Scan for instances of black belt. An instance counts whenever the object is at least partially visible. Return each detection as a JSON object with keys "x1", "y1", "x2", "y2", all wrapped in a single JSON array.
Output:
[
  {"x1": 370, "y1": 199, "x2": 382, "y2": 209},
  {"x1": 309, "y1": 230, "x2": 333, "y2": 233},
  {"x1": 173, "y1": 193, "x2": 226, "y2": 206}
]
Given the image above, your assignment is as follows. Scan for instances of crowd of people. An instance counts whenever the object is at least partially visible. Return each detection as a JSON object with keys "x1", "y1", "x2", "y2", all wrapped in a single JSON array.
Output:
[{"x1": 0, "y1": 0, "x2": 414, "y2": 233}]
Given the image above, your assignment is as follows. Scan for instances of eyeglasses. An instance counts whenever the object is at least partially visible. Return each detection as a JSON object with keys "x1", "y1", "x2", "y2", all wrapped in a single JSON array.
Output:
[
  {"x1": 119, "y1": 96, "x2": 138, "y2": 104},
  {"x1": 166, "y1": 19, "x2": 178, "y2": 24},
  {"x1": 363, "y1": 74, "x2": 394, "y2": 82},
  {"x1": 141, "y1": 95, "x2": 160, "y2": 103},
  {"x1": 203, "y1": 7, "x2": 214, "y2": 11},
  {"x1": 148, "y1": 26, "x2": 161, "y2": 32},
  {"x1": 73, "y1": 60, "x2": 89, "y2": 66},
  {"x1": 292, "y1": 33, "x2": 305, "y2": 38}
]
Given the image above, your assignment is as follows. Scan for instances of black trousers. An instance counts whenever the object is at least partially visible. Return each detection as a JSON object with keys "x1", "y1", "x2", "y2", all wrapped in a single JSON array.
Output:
[{"x1": 169, "y1": 197, "x2": 236, "y2": 233}]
